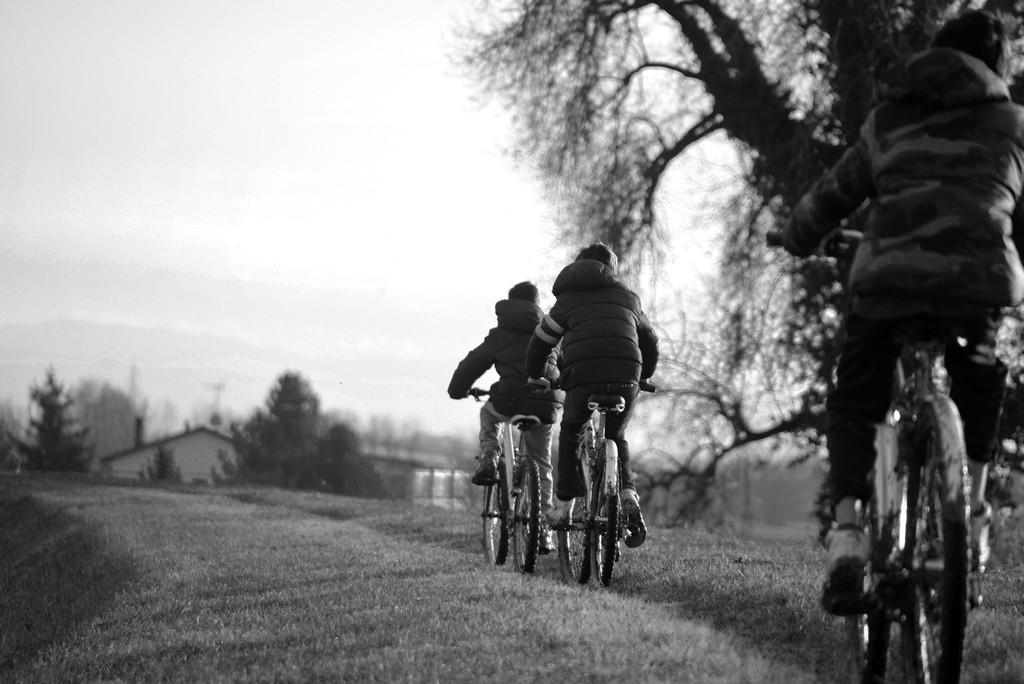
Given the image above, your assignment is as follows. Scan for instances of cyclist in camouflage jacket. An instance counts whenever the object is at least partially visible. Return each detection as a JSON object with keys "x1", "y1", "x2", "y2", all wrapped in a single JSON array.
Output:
[
  {"x1": 448, "y1": 281, "x2": 562, "y2": 534},
  {"x1": 781, "y1": 10, "x2": 1024, "y2": 615}
]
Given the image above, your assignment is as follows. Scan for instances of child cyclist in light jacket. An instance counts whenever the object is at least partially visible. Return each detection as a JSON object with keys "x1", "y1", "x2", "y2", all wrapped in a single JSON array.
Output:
[{"x1": 448, "y1": 281, "x2": 563, "y2": 551}]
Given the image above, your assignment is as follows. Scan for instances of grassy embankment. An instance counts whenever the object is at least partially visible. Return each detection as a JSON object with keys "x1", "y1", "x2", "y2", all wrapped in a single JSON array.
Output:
[{"x1": 1, "y1": 473, "x2": 1022, "y2": 683}]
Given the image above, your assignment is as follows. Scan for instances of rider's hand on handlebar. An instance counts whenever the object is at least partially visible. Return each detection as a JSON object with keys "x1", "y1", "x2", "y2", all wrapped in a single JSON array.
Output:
[
  {"x1": 527, "y1": 377, "x2": 551, "y2": 393},
  {"x1": 766, "y1": 226, "x2": 861, "y2": 259},
  {"x1": 822, "y1": 229, "x2": 861, "y2": 259}
]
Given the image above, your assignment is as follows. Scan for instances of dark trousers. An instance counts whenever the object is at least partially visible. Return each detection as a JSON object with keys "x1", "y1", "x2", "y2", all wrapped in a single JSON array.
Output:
[
  {"x1": 826, "y1": 309, "x2": 1007, "y2": 504},
  {"x1": 555, "y1": 382, "x2": 639, "y2": 501}
]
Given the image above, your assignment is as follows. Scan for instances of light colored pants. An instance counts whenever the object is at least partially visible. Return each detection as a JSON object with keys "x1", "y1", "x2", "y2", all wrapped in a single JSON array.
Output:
[{"x1": 479, "y1": 400, "x2": 554, "y2": 514}]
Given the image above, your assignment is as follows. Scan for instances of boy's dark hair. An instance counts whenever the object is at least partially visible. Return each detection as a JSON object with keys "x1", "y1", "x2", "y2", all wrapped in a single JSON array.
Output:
[
  {"x1": 575, "y1": 242, "x2": 619, "y2": 273},
  {"x1": 508, "y1": 281, "x2": 539, "y2": 304},
  {"x1": 931, "y1": 9, "x2": 1013, "y2": 78}
]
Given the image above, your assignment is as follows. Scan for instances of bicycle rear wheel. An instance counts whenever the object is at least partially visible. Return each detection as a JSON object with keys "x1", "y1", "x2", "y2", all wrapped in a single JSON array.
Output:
[
  {"x1": 512, "y1": 457, "x2": 541, "y2": 574},
  {"x1": 590, "y1": 443, "x2": 620, "y2": 587},
  {"x1": 492, "y1": 457, "x2": 511, "y2": 565},
  {"x1": 556, "y1": 492, "x2": 591, "y2": 584},
  {"x1": 900, "y1": 397, "x2": 970, "y2": 684},
  {"x1": 481, "y1": 483, "x2": 502, "y2": 565}
]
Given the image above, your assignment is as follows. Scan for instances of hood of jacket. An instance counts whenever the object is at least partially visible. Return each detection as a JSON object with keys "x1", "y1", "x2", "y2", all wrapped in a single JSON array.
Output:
[
  {"x1": 877, "y1": 47, "x2": 1009, "y2": 108},
  {"x1": 494, "y1": 298, "x2": 542, "y2": 332},
  {"x1": 551, "y1": 259, "x2": 623, "y2": 297}
]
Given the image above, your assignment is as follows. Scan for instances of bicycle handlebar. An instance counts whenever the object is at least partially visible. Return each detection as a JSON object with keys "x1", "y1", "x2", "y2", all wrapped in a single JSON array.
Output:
[
  {"x1": 468, "y1": 388, "x2": 489, "y2": 401},
  {"x1": 525, "y1": 379, "x2": 657, "y2": 393},
  {"x1": 766, "y1": 228, "x2": 863, "y2": 258}
]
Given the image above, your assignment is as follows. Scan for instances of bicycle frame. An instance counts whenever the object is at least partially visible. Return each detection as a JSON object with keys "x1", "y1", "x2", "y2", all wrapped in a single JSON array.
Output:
[
  {"x1": 471, "y1": 387, "x2": 544, "y2": 571},
  {"x1": 591, "y1": 403, "x2": 619, "y2": 505},
  {"x1": 556, "y1": 381, "x2": 652, "y2": 586},
  {"x1": 499, "y1": 415, "x2": 540, "y2": 518},
  {"x1": 874, "y1": 340, "x2": 936, "y2": 554},
  {"x1": 855, "y1": 330, "x2": 974, "y2": 682},
  {"x1": 580, "y1": 419, "x2": 596, "y2": 509},
  {"x1": 876, "y1": 337, "x2": 971, "y2": 553}
]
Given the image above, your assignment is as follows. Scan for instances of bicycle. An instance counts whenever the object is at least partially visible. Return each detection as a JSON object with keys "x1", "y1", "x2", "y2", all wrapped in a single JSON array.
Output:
[
  {"x1": 468, "y1": 388, "x2": 545, "y2": 574},
  {"x1": 554, "y1": 380, "x2": 655, "y2": 588},
  {"x1": 768, "y1": 228, "x2": 979, "y2": 683}
]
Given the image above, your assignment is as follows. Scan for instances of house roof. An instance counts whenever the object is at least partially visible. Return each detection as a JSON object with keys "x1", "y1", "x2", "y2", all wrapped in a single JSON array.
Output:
[
  {"x1": 100, "y1": 425, "x2": 234, "y2": 463},
  {"x1": 362, "y1": 443, "x2": 474, "y2": 470}
]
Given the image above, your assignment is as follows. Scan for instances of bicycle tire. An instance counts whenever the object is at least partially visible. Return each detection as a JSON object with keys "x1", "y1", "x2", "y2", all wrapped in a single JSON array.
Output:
[
  {"x1": 557, "y1": 491, "x2": 591, "y2": 584},
  {"x1": 558, "y1": 439, "x2": 596, "y2": 585},
  {"x1": 900, "y1": 397, "x2": 970, "y2": 684},
  {"x1": 494, "y1": 456, "x2": 510, "y2": 566},
  {"x1": 481, "y1": 483, "x2": 502, "y2": 565},
  {"x1": 844, "y1": 495, "x2": 890, "y2": 683},
  {"x1": 590, "y1": 442, "x2": 620, "y2": 587},
  {"x1": 512, "y1": 457, "x2": 541, "y2": 574}
]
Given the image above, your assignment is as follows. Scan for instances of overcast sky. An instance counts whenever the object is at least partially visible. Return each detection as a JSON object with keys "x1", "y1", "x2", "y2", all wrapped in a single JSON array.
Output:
[{"x1": 0, "y1": 0, "x2": 587, "y2": 434}]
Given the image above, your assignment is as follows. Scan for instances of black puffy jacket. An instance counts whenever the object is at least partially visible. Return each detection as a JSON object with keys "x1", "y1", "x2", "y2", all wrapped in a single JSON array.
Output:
[
  {"x1": 526, "y1": 260, "x2": 659, "y2": 389},
  {"x1": 447, "y1": 298, "x2": 562, "y2": 423}
]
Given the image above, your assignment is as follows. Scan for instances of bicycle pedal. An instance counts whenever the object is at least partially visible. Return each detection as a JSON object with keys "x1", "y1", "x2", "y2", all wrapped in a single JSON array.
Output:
[{"x1": 969, "y1": 573, "x2": 984, "y2": 609}]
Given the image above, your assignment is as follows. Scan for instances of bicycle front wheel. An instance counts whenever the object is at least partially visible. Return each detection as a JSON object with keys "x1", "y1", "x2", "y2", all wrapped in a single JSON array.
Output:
[
  {"x1": 900, "y1": 397, "x2": 970, "y2": 684},
  {"x1": 590, "y1": 442, "x2": 620, "y2": 587},
  {"x1": 512, "y1": 457, "x2": 541, "y2": 574}
]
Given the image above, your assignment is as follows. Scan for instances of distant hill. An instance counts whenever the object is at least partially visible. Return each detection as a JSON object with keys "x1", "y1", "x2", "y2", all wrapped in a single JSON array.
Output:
[{"x1": 0, "y1": 319, "x2": 469, "y2": 436}]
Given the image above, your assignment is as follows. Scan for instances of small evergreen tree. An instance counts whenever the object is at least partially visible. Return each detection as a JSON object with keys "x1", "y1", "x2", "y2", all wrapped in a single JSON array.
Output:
[
  {"x1": 318, "y1": 421, "x2": 385, "y2": 496},
  {"x1": 231, "y1": 371, "x2": 321, "y2": 487},
  {"x1": 22, "y1": 367, "x2": 93, "y2": 472},
  {"x1": 144, "y1": 444, "x2": 182, "y2": 482}
]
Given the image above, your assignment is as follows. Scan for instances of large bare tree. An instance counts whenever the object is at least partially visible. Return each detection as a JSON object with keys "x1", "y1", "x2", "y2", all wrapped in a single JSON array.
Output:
[{"x1": 458, "y1": 0, "x2": 1024, "y2": 515}]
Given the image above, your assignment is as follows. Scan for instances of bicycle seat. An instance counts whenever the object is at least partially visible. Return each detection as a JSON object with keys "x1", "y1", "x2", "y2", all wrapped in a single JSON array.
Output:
[{"x1": 587, "y1": 394, "x2": 626, "y2": 412}]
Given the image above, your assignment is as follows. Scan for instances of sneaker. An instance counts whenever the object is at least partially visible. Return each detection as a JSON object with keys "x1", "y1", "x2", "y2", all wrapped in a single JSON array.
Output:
[
  {"x1": 621, "y1": 489, "x2": 647, "y2": 548},
  {"x1": 971, "y1": 502, "x2": 992, "y2": 572},
  {"x1": 471, "y1": 452, "x2": 498, "y2": 486},
  {"x1": 546, "y1": 500, "x2": 573, "y2": 530},
  {"x1": 539, "y1": 530, "x2": 555, "y2": 555},
  {"x1": 821, "y1": 525, "x2": 871, "y2": 616}
]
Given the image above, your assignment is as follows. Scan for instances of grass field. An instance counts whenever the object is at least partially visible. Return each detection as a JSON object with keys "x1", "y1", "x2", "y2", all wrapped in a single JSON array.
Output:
[{"x1": 2, "y1": 473, "x2": 1022, "y2": 683}]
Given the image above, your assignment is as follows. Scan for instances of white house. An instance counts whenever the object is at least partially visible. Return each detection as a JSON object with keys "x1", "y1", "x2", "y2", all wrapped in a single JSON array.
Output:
[{"x1": 100, "y1": 423, "x2": 237, "y2": 484}]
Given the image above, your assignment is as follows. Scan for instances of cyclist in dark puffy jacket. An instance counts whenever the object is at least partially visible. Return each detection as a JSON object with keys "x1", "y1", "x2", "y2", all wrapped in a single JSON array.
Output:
[
  {"x1": 781, "y1": 10, "x2": 1024, "y2": 615},
  {"x1": 526, "y1": 243, "x2": 659, "y2": 547},
  {"x1": 448, "y1": 281, "x2": 563, "y2": 549}
]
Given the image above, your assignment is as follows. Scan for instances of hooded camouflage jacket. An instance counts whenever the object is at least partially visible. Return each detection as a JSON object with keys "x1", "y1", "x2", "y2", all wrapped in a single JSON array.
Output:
[
  {"x1": 783, "y1": 47, "x2": 1024, "y2": 316},
  {"x1": 447, "y1": 298, "x2": 562, "y2": 423},
  {"x1": 526, "y1": 260, "x2": 659, "y2": 389}
]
